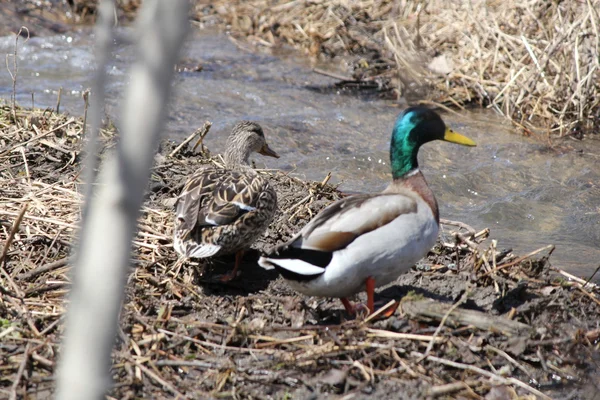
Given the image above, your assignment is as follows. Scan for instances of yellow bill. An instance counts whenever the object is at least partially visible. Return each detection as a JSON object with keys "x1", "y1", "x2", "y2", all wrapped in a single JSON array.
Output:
[{"x1": 444, "y1": 127, "x2": 476, "y2": 146}]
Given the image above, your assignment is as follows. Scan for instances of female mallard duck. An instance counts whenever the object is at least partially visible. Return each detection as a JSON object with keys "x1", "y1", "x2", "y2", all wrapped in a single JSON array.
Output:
[
  {"x1": 174, "y1": 121, "x2": 280, "y2": 281},
  {"x1": 259, "y1": 107, "x2": 475, "y2": 315}
]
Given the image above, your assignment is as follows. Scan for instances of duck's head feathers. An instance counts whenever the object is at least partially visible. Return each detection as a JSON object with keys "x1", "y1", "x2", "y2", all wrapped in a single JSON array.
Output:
[
  {"x1": 224, "y1": 121, "x2": 280, "y2": 167},
  {"x1": 390, "y1": 107, "x2": 476, "y2": 179}
]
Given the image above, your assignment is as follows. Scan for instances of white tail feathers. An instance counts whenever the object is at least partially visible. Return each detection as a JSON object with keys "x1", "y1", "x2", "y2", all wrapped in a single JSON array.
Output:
[
  {"x1": 257, "y1": 257, "x2": 275, "y2": 270},
  {"x1": 174, "y1": 236, "x2": 221, "y2": 259},
  {"x1": 258, "y1": 256, "x2": 326, "y2": 276}
]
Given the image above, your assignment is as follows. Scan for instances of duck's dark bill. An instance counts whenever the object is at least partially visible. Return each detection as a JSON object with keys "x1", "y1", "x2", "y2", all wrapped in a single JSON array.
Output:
[
  {"x1": 259, "y1": 144, "x2": 280, "y2": 158},
  {"x1": 443, "y1": 128, "x2": 476, "y2": 146}
]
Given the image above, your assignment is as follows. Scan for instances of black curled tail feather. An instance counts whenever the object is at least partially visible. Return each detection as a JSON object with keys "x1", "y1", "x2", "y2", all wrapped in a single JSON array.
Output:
[{"x1": 261, "y1": 246, "x2": 333, "y2": 282}]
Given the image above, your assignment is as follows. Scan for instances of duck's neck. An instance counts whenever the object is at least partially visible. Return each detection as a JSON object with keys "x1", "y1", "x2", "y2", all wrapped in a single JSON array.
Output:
[
  {"x1": 224, "y1": 146, "x2": 252, "y2": 169},
  {"x1": 390, "y1": 133, "x2": 419, "y2": 179},
  {"x1": 386, "y1": 169, "x2": 439, "y2": 223}
]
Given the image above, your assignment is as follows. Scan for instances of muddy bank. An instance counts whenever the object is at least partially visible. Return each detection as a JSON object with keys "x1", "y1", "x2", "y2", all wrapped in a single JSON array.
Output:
[{"x1": 1, "y1": 105, "x2": 599, "y2": 398}]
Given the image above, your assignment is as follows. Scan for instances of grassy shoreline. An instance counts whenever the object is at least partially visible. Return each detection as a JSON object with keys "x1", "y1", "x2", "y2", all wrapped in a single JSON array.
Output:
[
  {"x1": 1, "y1": 1, "x2": 599, "y2": 397},
  {"x1": 5, "y1": 1, "x2": 599, "y2": 136},
  {"x1": 1, "y1": 103, "x2": 599, "y2": 398},
  {"x1": 192, "y1": 0, "x2": 599, "y2": 136}
]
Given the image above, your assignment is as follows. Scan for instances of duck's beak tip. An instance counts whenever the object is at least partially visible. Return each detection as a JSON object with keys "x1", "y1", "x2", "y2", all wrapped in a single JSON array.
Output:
[{"x1": 259, "y1": 144, "x2": 280, "y2": 158}]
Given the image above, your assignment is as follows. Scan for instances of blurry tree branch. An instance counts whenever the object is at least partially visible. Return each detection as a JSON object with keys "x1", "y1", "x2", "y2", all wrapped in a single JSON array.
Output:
[
  {"x1": 55, "y1": 1, "x2": 189, "y2": 400},
  {"x1": 78, "y1": 0, "x2": 113, "y2": 228}
]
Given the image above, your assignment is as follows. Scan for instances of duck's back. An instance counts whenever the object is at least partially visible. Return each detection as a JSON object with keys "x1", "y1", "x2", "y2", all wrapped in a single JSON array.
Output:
[{"x1": 174, "y1": 167, "x2": 277, "y2": 258}]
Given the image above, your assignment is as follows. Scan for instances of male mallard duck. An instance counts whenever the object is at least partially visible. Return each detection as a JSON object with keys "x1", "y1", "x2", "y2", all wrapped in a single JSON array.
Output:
[
  {"x1": 259, "y1": 107, "x2": 475, "y2": 315},
  {"x1": 174, "y1": 121, "x2": 280, "y2": 281}
]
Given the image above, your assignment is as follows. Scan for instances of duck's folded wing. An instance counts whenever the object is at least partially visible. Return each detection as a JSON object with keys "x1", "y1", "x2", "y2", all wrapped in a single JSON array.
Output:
[
  {"x1": 196, "y1": 172, "x2": 266, "y2": 227},
  {"x1": 175, "y1": 171, "x2": 214, "y2": 235},
  {"x1": 259, "y1": 193, "x2": 417, "y2": 278}
]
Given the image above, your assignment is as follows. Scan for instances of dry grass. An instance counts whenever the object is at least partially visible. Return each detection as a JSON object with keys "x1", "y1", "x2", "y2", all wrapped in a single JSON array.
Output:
[
  {"x1": 1, "y1": 104, "x2": 599, "y2": 398},
  {"x1": 8, "y1": 0, "x2": 599, "y2": 134},
  {"x1": 195, "y1": 0, "x2": 600, "y2": 136},
  {"x1": 1, "y1": 2, "x2": 598, "y2": 397}
]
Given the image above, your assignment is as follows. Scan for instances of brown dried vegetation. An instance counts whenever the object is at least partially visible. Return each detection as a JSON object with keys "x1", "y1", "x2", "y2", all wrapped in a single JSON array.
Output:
[
  {"x1": 195, "y1": 0, "x2": 600, "y2": 136},
  {"x1": 5, "y1": 0, "x2": 599, "y2": 134},
  {"x1": 1, "y1": 106, "x2": 599, "y2": 398}
]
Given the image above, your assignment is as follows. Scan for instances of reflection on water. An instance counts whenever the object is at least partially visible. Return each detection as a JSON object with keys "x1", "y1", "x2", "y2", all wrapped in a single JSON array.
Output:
[{"x1": 1, "y1": 28, "x2": 598, "y2": 278}]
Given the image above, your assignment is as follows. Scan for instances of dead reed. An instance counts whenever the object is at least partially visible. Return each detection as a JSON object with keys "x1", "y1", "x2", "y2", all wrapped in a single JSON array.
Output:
[
  {"x1": 196, "y1": 0, "x2": 600, "y2": 136},
  {"x1": 1, "y1": 104, "x2": 599, "y2": 398}
]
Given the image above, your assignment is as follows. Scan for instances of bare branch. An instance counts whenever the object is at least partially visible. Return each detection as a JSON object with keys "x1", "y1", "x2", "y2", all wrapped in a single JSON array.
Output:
[
  {"x1": 78, "y1": 0, "x2": 115, "y2": 228},
  {"x1": 55, "y1": 1, "x2": 189, "y2": 399},
  {"x1": 6, "y1": 27, "x2": 30, "y2": 124}
]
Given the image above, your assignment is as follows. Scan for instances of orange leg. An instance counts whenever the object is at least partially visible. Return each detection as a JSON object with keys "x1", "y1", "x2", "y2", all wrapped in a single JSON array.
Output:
[
  {"x1": 220, "y1": 250, "x2": 244, "y2": 282},
  {"x1": 340, "y1": 298, "x2": 370, "y2": 316},
  {"x1": 340, "y1": 277, "x2": 399, "y2": 319},
  {"x1": 340, "y1": 276, "x2": 376, "y2": 316},
  {"x1": 341, "y1": 298, "x2": 355, "y2": 314},
  {"x1": 366, "y1": 276, "x2": 375, "y2": 314}
]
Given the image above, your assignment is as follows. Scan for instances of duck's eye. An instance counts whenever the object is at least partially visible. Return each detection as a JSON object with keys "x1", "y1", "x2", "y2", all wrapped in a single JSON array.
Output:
[{"x1": 253, "y1": 128, "x2": 264, "y2": 137}]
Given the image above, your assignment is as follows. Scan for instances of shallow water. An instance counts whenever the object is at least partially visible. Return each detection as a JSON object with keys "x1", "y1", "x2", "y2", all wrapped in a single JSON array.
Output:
[{"x1": 1, "y1": 28, "x2": 598, "y2": 278}]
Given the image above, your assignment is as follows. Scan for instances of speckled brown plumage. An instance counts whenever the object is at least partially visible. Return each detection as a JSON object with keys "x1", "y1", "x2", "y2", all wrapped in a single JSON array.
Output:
[
  {"x1": 173, "y1": 121, "x2": 279, "y2": 279},
  {"x1": 174, "y1": 168, "x2": 277, "y2": 257}
]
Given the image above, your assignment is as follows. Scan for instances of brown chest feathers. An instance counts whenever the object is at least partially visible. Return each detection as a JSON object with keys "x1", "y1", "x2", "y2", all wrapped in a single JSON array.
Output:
[{"x1": 384, "y1": 170, "x2": 439, "y2": 223}]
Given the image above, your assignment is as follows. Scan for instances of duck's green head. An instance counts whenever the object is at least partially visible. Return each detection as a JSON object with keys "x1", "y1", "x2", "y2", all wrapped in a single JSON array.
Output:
[{"x1": 390, "y1": 106, "x2": 476, "y2": 179}]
